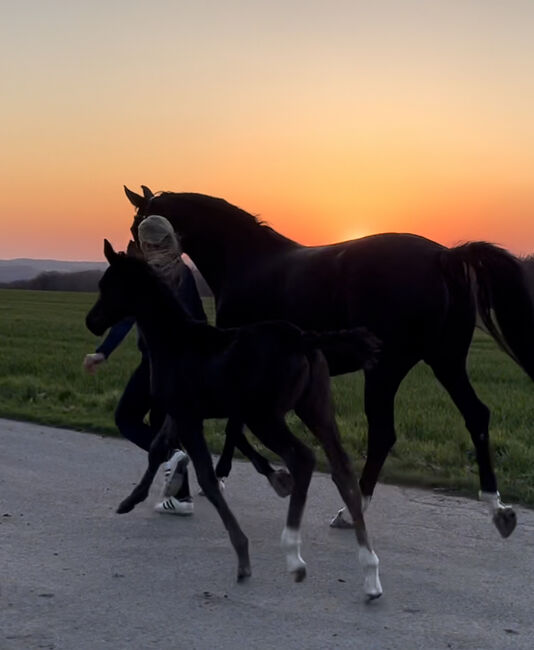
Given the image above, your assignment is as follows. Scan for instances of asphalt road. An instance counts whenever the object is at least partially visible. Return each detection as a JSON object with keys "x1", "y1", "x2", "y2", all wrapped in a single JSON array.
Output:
[{"x1": 1, "y1": 418, "x2": 534, "y2": 650}]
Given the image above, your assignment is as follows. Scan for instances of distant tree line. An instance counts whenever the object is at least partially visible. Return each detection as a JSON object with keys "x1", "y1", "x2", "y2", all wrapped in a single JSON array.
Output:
[
  {"x1": 0, "y1": 268, "x2": 213, "y2": 297},
  {"x1": 3, "y1": 257, "x2": 534, "y2": 303}
]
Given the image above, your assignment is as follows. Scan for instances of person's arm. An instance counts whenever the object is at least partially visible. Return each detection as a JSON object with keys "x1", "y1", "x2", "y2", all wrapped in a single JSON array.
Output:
[
  {"x1": 178, "y1": 266, "x2": 208, "y2": 323},
  {"x1": 83, "y1": 317, "x2": 136, "y2": 374}
]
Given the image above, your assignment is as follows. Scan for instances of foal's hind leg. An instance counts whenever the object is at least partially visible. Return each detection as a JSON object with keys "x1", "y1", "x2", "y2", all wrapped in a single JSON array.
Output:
[
  {"x1": 246, "y1": 415, "x2": 315, "y2": 582},
  {"x1": 296, "y1": 352, "x2": 382, "y2": 599},
  {"x1": 431, "y1": 359, "x2": 517, "y2": 538},
  {"x1": 331, "y1": 359, "x2": 414, "y2": 528},
  {"x1": 216, "y1": 418, "x2": 293, "y2": 497}
]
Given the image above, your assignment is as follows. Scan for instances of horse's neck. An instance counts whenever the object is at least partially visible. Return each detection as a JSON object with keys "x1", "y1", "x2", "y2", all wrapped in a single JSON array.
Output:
[{"x1": 184, "y1": 227, "x2": 299, "y2": 297}]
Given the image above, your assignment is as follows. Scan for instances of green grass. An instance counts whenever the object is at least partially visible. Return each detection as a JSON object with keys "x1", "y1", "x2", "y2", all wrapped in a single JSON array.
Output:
[{"x1": 1, "y1": 288, "x2": 533, "y2": 505}]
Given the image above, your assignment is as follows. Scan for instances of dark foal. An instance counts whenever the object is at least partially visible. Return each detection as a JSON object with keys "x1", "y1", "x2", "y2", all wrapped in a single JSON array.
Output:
[{"x1": 86, "y1": 241, "x2": 383, "y2": 597}]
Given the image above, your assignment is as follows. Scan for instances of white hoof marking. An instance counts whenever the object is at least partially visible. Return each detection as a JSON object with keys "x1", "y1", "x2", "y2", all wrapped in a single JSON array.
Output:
[
  {"x1": 358, "y1": 547, "x2": 383, "y2": 599},
  {"x1": 281, "y1": 526, "x2": 306, "y2": 574}
]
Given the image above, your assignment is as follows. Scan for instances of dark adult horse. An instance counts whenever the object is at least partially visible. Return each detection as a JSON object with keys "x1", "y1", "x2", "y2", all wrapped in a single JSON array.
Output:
[{"x1": 125, "y1": 185, "x2": 534, "y2": 538}]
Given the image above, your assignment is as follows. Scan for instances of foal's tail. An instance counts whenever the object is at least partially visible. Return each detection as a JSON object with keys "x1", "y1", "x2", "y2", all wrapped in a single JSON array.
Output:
[
  {"x1": 302, "y1": 327, "x2": 381, "y2": 370},
  {"x1": 446, "y1": 242, "x2": 534, "y2": 381}
]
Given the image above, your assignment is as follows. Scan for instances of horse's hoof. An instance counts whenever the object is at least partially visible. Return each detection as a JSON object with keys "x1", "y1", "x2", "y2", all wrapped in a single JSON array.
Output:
[
  {"x1": 237, "y1": 565, "x2": 252, "y2": 582},
  {"x1": 269, "y1": 470, "x2": 294, "y2": 498},
  {"x1": 292, "y1": 566, "x2": 307, "y2": 583},
  {"x1": 116, "y1": 498, "x2": 135, "y2": 514},
  {"x1": 493, "y1": 507, "x2": 517, "y2": 538},
  {"x1": 329, "y1": 509, "x2": 354, "y2": 529}
]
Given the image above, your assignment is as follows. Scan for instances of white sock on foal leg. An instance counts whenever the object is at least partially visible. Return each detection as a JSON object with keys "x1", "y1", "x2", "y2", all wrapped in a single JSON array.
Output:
[
  {"x1": 358, "y1": 546, "x2": 382, "y2": 599},
  {"x1": 479, "y1": 490, "x2": 517, "y2": 538},
  {"x1": 281, "y1": 526, "x2": 306, "y2": 579},
  {"x1": 479, "y1": 490, "x2": 506, "y2": 516}
]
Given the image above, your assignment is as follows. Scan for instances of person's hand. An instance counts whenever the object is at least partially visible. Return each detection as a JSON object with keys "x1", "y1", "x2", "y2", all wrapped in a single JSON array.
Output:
[{"x1": 83, "y1": 352, "x2": 106, "y2": 375}]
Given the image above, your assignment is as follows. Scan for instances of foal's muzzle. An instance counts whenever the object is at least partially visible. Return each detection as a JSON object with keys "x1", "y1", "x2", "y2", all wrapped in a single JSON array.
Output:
[{"x1": 85, "y1": 302, "x2": 110, "y2": 336}]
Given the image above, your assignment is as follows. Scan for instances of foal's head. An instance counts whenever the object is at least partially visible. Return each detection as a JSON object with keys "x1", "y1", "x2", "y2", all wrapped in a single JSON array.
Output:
[{"x1": 86, "y1": 239, "x2": 156, "y2": 336}]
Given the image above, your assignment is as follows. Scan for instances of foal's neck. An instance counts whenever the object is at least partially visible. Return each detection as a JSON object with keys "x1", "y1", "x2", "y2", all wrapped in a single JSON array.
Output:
[{"x1": 133, "y1": 277, "x2": 193, "y2": 353}]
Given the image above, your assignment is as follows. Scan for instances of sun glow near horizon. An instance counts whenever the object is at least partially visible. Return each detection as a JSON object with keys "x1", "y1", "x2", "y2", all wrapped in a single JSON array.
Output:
[{"x1": 1, "y1": 1, "x2": 533, "y2": 260}]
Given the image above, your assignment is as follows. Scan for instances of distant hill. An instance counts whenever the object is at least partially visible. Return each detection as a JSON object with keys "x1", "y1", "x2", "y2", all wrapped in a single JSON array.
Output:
[
  {"x1": 0, "y1": 258, "x2": 107, "y2": 283},
  {"x1": 0, "y1": 257, "x2": 212, "y2": 296}
]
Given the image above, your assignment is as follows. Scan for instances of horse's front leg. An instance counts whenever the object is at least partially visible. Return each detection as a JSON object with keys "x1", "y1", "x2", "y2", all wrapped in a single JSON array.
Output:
[
  {"x1": 180, "y1": 418, "x2": 251, "y2": 582},
  {"x1": 116, "y1": 415, "x2": 175, "y2": 514}
]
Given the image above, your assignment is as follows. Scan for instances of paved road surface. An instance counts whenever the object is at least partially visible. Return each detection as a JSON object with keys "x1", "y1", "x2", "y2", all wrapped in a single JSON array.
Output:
[{"x1": 1, "y1": 418, "x2": 534, "y2": 649}]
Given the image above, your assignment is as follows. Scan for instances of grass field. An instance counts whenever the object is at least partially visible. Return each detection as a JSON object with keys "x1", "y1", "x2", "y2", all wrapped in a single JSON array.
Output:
[{"x1": 1, "y1": 288, "x2": 533, "y2": 505}]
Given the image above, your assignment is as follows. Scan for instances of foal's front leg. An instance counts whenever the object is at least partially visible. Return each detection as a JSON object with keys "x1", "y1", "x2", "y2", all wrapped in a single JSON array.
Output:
[
  {"x1": 116, "y1": 415, "x2": 176, "y2": 514},
  {"x1": 180, "y1": 418, "x2": 251, "y2": 582},
  {"x1": 116, "y1": 435, "x2": 167, "y2": 514}
]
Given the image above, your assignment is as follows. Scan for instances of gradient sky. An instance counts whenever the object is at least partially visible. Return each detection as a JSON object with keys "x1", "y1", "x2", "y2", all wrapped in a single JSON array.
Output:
[{"x1": 1, "y1": 0, "x2": 533, "y2": 260}]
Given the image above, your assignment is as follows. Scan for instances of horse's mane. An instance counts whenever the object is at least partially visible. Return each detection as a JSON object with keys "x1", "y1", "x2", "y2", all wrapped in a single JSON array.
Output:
[
  {"x1": 159, "y1": 192, "x2": 300, "y2": 247},
  {"x1": 161, "y1": 192, "x2": 265, "y2": 228}
]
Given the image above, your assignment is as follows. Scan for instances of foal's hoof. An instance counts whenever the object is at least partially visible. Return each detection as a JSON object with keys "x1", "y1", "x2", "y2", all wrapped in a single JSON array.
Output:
[
  {"x1": 493, "y1": 507, "x2": 517, "y2": 538},
  {"x1": 366, "y1": 591, "x2": 383, "y2": 602},
  {"x1": 292, "y1": 566, "x2": 307, "y2": 583},
  {"x1": 237, "y1": 565, "x2": 252, "y2": 582},
  {"x1": 329, "y1": 508, "x2": 354, "y2": 529},
  {"x1": 269, "y1": 470, "x2": 294, "y2": 498},
  {"x1": 116, "y1": 498, "x2": 135, "y2": 514}
]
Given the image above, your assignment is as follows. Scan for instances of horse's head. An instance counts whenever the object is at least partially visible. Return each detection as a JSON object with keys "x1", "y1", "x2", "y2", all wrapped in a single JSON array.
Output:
[
  {"x1": 86, "y1": 239, "x2": 148, "y2": 336},
  {"x1": 124, "y1": 185, "x2": 156, "y2": 243}
]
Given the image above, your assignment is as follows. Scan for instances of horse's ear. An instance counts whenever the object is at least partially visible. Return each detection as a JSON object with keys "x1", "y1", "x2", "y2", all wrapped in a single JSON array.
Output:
[
  {"x1": 141, "y1": 185, "x2": 154, "y2": 199},
  {"x1": 124, "y1": 185, "x2": 145, "y2": 208},
  {"x1": 103, "y1": 239, "x2": 117, "y2": 264}
]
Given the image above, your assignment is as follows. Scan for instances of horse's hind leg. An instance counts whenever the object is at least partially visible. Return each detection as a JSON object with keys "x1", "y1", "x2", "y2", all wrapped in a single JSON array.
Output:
[
  {"x1": 180, "y1": 418, "x2": 251, "y2": 581},
  {"x1": 431, "y1": 358, "x2": 517, "y2": 538},
  {"x1": 295, "y1": 352, "x2": 382, "y2": 599},
  {"x1": 247, "y1": 415, "x2": 315, "y2": 582},
  {"x1": 216, "y1": 418, "x2": 293, "y2": 497}
]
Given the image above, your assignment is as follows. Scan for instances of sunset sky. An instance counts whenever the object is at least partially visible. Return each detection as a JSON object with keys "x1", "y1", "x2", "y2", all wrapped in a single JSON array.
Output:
[{"x1": 2, "y1": 1, "x2": 533, "y2": 260}]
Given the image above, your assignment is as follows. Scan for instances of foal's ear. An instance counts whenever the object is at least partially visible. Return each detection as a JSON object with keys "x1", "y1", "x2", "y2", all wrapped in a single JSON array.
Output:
[
  {"x1": 124, "y1": 185, "x2": 145, "y2": 208},
  {"x1": 103, "y1": 239, "x2": 118, "y2": 264}
]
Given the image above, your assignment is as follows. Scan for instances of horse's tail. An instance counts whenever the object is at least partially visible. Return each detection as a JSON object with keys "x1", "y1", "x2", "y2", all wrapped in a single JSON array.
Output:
[
  {"x1": 302, "y1": 327, "x2": 381, "y2": 370},
  {"x1": 445, "y1": 242, "x2": 534, "y2": 380}
]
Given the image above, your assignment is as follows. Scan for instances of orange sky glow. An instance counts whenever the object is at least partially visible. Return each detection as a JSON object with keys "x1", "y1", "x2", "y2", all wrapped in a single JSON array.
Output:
[{"x1": 1, "y1": 1, "x2": 533, "y2": 260}]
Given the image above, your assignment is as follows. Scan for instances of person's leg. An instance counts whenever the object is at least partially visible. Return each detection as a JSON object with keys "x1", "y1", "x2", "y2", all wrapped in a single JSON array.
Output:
[
  {"x1": 114, "y1": 358, "x2": 153, "y2": 451},
  {"x1": 151, "y1": 415, "x2": 194, "y2": 515}
]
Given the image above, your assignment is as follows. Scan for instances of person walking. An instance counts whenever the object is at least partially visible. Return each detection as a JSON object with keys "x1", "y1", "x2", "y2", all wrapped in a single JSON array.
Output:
[{"x1": 84, "y1": 216, "x2": 207, "y2": 514}]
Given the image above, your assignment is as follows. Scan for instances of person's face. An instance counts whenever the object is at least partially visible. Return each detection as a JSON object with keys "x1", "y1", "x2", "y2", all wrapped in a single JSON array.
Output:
[{"x1": 140, "y1": 235, "x2": 174, "y2": 256}]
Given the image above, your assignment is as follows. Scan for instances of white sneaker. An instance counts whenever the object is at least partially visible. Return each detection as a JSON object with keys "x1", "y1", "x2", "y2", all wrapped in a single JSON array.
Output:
[
  {"x1": 162, "y1": 450, "x2": 189, "y2": 498},
  {"x1": 154, "y1": 496, "x2": 194, "y2": 516}
]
